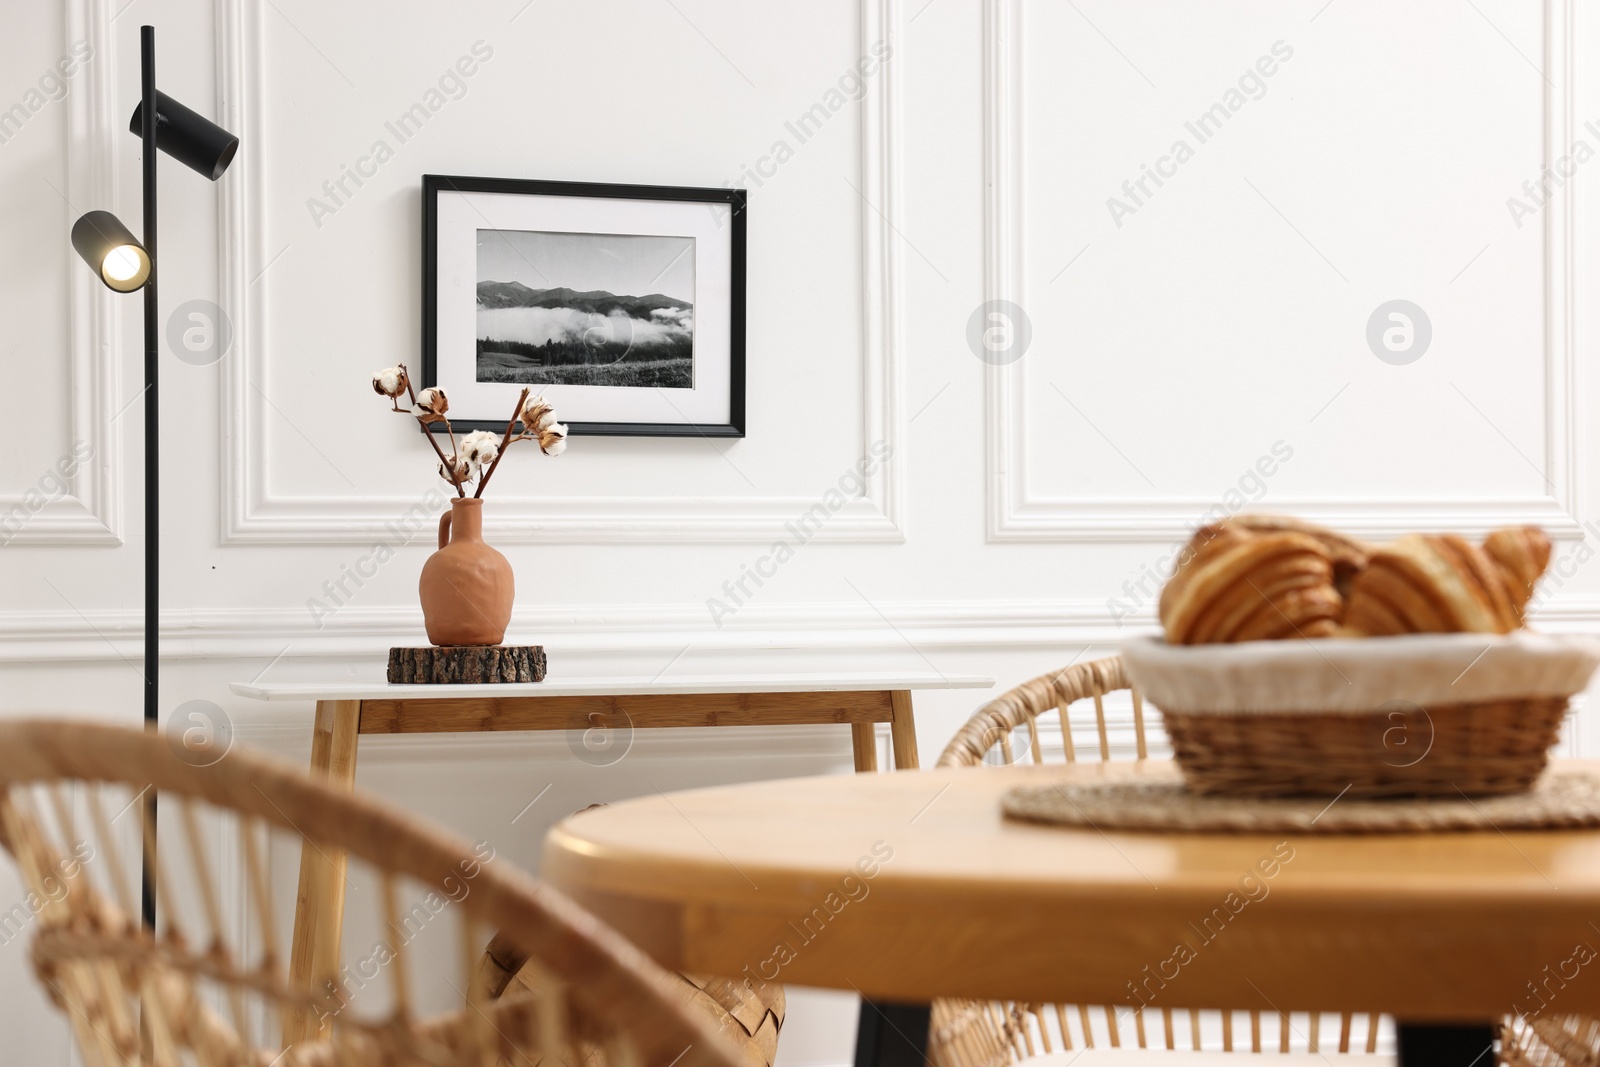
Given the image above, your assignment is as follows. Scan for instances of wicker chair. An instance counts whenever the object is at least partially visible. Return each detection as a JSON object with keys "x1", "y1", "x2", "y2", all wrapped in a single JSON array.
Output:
[
  {"x1": 930, "y1": 656, "x2": 1387, "y2": 1065},
  {"x1": 0, "y1": 718, "x2": 743, "y2": 1067},
  {"x1": 480, "y1": 919, "x2": 786, "y2": 1065},
  {"x1": 1505, "y1": 1016, "x2": 1600, "y2": 1067}
]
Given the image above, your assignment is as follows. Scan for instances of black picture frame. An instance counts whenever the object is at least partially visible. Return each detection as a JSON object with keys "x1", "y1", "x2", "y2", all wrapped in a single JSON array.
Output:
[{"x1": 421, "y1": 174, "x2": 747, "y2": 438}]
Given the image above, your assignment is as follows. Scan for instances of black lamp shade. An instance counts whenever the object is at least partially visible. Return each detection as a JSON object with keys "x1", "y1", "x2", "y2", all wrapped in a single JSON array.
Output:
[
  {"x1": 71, "y1": 210, "x2": 151, "y2": 293},
  {"x1": 129, "y1": 91, "x2": 238, "y2": 180}
]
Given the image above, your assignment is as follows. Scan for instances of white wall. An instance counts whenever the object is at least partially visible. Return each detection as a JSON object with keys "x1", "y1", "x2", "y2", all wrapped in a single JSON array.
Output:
[{"x1": 4, "y1": 0, "x2": 1600, "y2": 1063}]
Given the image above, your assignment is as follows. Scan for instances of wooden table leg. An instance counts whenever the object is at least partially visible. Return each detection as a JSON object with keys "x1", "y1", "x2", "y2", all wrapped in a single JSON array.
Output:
[
  {"x1": 855, "y1": 1000, "x2": 930, "y2": 1067},
  {"x1": 851, "y1": 721, "x2": 879, "y2": 773},
  {"x1": 1395, "y1": 1022, "x2": 1497, "y2": 1067},
  {"x1": 285, "y1": 699, "x2": 362, "y2": 1043},
  {"x1": 888, "y1": 690, "x2": 919, "y2": 770}
]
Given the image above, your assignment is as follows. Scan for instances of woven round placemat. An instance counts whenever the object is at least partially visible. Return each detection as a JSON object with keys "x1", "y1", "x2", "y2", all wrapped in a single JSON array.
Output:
[{"x1": 1002, "y1": 771, "x2": 1600, "y2": 833}]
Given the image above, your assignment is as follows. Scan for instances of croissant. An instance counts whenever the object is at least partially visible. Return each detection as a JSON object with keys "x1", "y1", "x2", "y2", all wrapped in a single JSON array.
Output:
[
  {"x1": 1341, "y1": 527, "x2": 1551, "y2": 636},
  {"x1": 1485, "y1": 526, "x2": 1553, "y2": 617},
  {"x1": 1222, "y1": 514, "x2": 1372, "y2": 596},
  {"x1": 1160, "y1": 529, "x2": 1343, "y2": 644}
]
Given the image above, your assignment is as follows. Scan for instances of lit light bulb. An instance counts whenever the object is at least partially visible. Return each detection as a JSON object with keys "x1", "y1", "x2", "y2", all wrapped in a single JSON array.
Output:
[{"x1": 103, "y1": 245, "x2": 143, "y2": 282}]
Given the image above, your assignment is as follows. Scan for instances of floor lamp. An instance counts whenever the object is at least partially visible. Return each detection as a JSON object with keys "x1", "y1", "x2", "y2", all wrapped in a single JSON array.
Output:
[{"x1": 69, "y1": 25, "x2": 238, "y2": 928}]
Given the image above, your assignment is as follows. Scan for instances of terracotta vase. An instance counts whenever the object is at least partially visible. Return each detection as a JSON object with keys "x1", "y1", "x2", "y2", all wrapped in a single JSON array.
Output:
[{"x1": 419, "y1": 497, "x2": 514, "y2": 646}]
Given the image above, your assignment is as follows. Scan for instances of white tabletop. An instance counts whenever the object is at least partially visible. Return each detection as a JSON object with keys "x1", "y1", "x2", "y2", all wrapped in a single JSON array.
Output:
[{"x1": 230, "y1": 672, "x2": 995, "y2": 702}]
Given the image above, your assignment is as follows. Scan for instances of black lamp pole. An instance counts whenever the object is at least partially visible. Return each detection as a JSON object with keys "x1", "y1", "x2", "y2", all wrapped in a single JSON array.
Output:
[
  {"x1": 139, "y1": 25, "x2": 159, "y2": 934},
  {"x1": 68, "y1": 24, "x2": 238, "y2": 931},
  {"x1": 139, "y1": 39, "x2": 158, "y2": 739}
]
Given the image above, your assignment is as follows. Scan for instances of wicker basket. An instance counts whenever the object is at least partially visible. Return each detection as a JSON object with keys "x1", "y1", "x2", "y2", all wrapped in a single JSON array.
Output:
[
  {"x1": 1162, "y1": 697, "x2": 1568, "y2": 798},
  {"x1": 1123, "y1": 633, "x2": 1600, "y2": 799}
]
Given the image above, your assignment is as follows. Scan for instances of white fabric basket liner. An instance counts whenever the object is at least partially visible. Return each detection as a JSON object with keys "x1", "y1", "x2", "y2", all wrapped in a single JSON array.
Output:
[{"x1": 1121, "y1": 632, "x2": 1600, "y2": 715}]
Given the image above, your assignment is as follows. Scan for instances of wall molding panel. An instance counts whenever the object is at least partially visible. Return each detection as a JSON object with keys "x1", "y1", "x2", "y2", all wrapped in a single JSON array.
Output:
[
  {"x1": 0, "y1": 599, "x2": 1134, "y2": 663},
  {"x1": 982, "y1": 0, "x2": 1583, "y2": 544},
  {"x1": 8, "y1": 595, "x2": 1600, "y2": 664},
  {"x1": 215, "y1": 0, "x2": 907, "y2": 545},
  {"x1": 3, "y1": 0, "x2": 122, "y2": 545}
]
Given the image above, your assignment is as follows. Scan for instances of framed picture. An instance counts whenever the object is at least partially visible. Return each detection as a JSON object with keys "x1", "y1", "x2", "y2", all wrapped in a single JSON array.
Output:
[{"x1": 422, "y1": 175, "x2": 746, "y2": 437}]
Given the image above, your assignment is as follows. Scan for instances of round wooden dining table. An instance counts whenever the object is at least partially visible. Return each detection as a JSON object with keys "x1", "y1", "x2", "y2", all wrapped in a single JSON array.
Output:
[{"x1": 542, "y1": 759, "x2": 1600, "y2": 1067}]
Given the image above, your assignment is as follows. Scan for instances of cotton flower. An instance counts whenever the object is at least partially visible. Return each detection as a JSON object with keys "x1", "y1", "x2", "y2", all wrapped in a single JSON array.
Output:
[
  {"x1": 371, "y1": 366, "x2": 408, "y2": 399},
  {"x1": 437, "y1": 455, "x2": 471, "y2": 485},
  {"x1": 520, "y1": 394, "x2": 555, "y2": 433},
  {"x1": 413, "y1": 387, "x2": 449, "y2": 423},
  {"x1": 460, "y1": 430, "x2": 500, "y2": 471},
  {"x1": 539, "y1": 422, "x2": 568, "y2": 456}
]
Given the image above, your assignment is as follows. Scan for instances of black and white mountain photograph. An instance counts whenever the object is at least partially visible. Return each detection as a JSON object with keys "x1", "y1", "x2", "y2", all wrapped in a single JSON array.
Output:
[{"x1": 476, "y1": 228, "x2": 695, "y2": 389}]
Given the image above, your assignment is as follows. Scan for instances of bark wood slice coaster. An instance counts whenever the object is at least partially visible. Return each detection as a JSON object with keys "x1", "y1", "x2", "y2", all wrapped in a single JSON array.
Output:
[{"x1": 387, "y1": 645, "x2": 547, "y2": 684}]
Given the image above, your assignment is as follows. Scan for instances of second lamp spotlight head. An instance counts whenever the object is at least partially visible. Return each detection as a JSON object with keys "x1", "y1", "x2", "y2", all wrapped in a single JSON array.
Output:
[{"x1": 128, "y1": 91, "x2": 238, "y2": 181}]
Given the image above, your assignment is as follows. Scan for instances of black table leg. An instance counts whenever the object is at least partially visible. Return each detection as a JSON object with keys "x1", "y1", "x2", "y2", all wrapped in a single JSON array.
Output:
[
  {"x1": 1396, "y1": 1023, "x2": 1499, "y2": 1067},
  {"x1": 855, "y1": 1000, "x2": 931, "y2": 1067}
]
